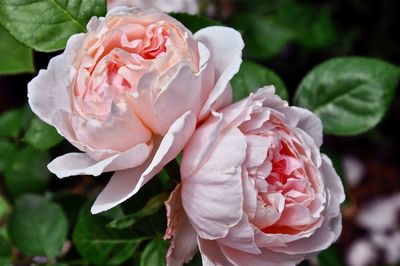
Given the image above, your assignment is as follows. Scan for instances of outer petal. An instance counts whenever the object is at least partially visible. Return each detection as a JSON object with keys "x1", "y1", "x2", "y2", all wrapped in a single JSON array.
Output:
[
  {"x1": 268, "y1": 218, "x2": 338, "y2": 255},
  {"x1": 154, "y1": 64, "x2": 203, "y2": 135},
  {"x1": 182, "y1": 126, "x2": 247, "y2": 239},
  {"x1": 180, "y1": 111, "x2": 224, "y2": 177},
  {"x1": 27, "y1": 33, "x2": 85, "y2": 124},
  {"x1": 48, "y1": 142, "x2": 152, "y2": 178},
  {"x1": 198, "y1": 238, "x2": 234, "y2": 266},
  {"x1": 91, "y1": 111, "x2": 196, "y2": 213},
  {"x1": 71, "y1": 106, "x2": 152, "y2": 153},
  {"x1": 292, "y1": 107, "x2": 323, "y2": 148},
  {"x1": 320, "y1": 154, "x2": 346, "y2": 210},
  {"x1": 164, "y1": 184, "x2": 198, "y2": 266},
  {"x1": 194, "y1": 26, "x2": 244, "y2": 118},
  {"x1": 220, "y1": 245, "x2": 304, "y2": 266},
  {"x1": 217, "y1": 215, "x2": 260, "y2": 254}
]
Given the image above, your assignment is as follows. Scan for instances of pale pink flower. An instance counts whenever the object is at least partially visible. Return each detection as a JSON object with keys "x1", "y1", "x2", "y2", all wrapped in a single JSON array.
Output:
[
  {"x1": 165, "y1": 87, "x2": 345, "y2": 265},
  {"x1": 28, "y1": 7, "x2": 243, "y2": 214}
]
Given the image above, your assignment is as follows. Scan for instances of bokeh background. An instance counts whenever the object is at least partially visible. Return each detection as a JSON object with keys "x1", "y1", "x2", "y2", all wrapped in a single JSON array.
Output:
[{"x1": 0, "y1": 0, "x2": 399, "y2": 265}]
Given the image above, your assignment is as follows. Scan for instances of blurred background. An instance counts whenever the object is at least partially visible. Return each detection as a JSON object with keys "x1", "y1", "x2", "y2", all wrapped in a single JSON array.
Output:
[{"x1": 0, "y1": 0, "x2": 399, "y2": 265}]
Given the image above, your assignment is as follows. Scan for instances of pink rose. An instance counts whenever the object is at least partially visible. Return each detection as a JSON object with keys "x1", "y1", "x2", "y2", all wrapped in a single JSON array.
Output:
[
  {"x1": 165, "y1": 87, "x2": 345, "y2": 265},
  {"x1": 107, "y1": 0, "x2": 199, "y2": 14},
  {"x1": 28, "y1": 7, "x2": 243, "y2": 214}
]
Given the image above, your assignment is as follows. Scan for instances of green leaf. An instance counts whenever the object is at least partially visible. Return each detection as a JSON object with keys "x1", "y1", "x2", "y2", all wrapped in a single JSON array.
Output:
[
  {"x1": 231, "y1": 13, "x2": 292, "y2": 59},
  {"x1": 0, "y1": 108, "x2": 24, "y2": 138},
  {"x1": 0, "y1": 0, "x2": 106, "y2": 52},
  {"x1": 294, "y1": 57, "x2": 400, "y2": 135},
  {"x1": 4, "y1": 147, "x2": 50, "y2": 198},
  {"x1": 318, "y1": 246, "x2": 342, "y2": 266},
  {"x1": 170, "y1": 13, "x2": 220, "y2": 33},
  {"x1": 276, "y1": 0, "x2": 337, "y2": 49},
  {"x1": 0, "y1": 106, "x2": 33, "y2": 139},
  {"x1": 8, "y1": 195, "x2": 68, "y2": 258},
  {"x1": 232, "y1": 60, "x2": 288, "y2": 101},
  {"x1": 0, "y1": 140, "x2": 16, "y2": 173},
  {"x1": 24, "y1": 117, "x2": 63, "y2": 151},
  {"x1": 73, "y1": 214, "x2": 145, "y2": 265},
  {"x1": 108, "y1": 193, "x2": 169, "y2": 229},
  {"x1": 0, "y1": 236, "x2": 12, "y2": 265},
  {"x1": 0, "y1": 196, "x2": 11, "y2": 220},
  {"x1": 140, "y1": 238, "x2": 168, "y2": 266},
  {"x1": 0, "y1": 24, "x2": 33, "y2": 75}
]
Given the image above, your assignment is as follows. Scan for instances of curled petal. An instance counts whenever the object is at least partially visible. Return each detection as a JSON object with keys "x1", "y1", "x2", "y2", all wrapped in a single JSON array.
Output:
[
  {"x1": 164, "y1": 184, "x2": 198, "y2": 266},
  {"x1": 182, "y1": 126, "x2": 247, "y2": 239},
  {"x1": 91, "y1": 111, "x2": 196, "y2": 213},
  {"x1": 48, "y1": 143, "x2": 152, "y2": 178},
  {"x1": 194, "y1": 26, "x2": 244, "y2": 119},
  {"x1": 198, "y1": 238, "x2": 234, "y2": 266}
]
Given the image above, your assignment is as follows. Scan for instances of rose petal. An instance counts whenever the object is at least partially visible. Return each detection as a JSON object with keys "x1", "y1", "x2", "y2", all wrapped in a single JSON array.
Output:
[
  {"x1": 91, "y1": 111, "x2": 196, "y2": 213},
  {"x1": 292, "y1": 107, "x2": 323, "y2": 147},
  {"x1": 217, "y1": 215, "x2": 260, "y2": 254},
  {"x1": 194, "y1": 26, "x2": 244, "y2": 119},
  {"x1": 198, "y1": 238, "x2": 234, "y2": 266},
  {"x1": 220, "y1": 245, "x2": 304, "y2": 266},
  {"x1": 180, "y1": 111, "x2": 224, "y2": 177},
  {"x1": 164, "y1": 184, "x2": 198, "y2": 266},
  {"x1": 48, "y1": 142, "x2": 152, "y2": 178},
  {"x1": 181, "y1": 126, "x2": 247, "y2": 239},
  {"x1": 154, "y1": 64, "x2": 203, "y2": 135},
  {"x1": 27, "y1": 33, "x2": 85, "y2": 124},
  {"x1": 244, "y1": 134, "x2": 270, "y2": 170},
  {"x1": 320, "y1": 154, "x2": 346, "y2": 211},
  {"x1": 71, "y1": 104, "x2": 152, "y2": 152}
]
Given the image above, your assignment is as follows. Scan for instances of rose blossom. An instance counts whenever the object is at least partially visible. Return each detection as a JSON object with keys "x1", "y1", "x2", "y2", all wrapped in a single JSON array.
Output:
[
  {"x1": 165, "y1": 87, "x2": 345, "y2": 265},
  {"x1": 28, "y1": 6, "x2": 243, "y2": 214},
  {"x1": 108, "y1": 0, "x2": 199, "y2": 14}
]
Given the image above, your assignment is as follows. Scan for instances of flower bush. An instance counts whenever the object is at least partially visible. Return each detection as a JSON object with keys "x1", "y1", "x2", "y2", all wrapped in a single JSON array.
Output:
[{"x1": 0, "y1": 0, "x2": 399, "y2": 265}]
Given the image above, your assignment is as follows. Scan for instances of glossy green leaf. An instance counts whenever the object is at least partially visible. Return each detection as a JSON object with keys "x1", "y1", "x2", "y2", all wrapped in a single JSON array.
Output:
[
  {"x1": 276, "y1": 0, "x2": 337, "y2": 49},
  {"x1": 318, "y1": 246, "x2": 342, "y2": 266},
  {"x1": 0, "y1": 106, "x2": 33, "y2": 139},
  {"x1": 0, "y1": 24, "x2": 33, "y2": 75},
  {"x1": 73, "y1": 214, "x2": 145, "y2": 265},
  {"x1": 0, "y1": 236, "x2": 12, "y2": 265},
  {"x1": 231, "y1": 13, "x2": 292, "y2": 59},
  {"x1": 8, "y1": 195, "x2": 68, "y2": 258},
  {"x1": 0, "y1": 196, "x2": 11, "y2": 220},
  {"x1": 0, "y1": 108, "x2": 24, "y2": 138},
  {"x1": 0, "y1": 0, "x2": 106, "y2": 52},
  {"x1": 4, "y1": 147, "x2": 50, "y2": 198},
  {"x1": 232, "y1": 60, "x2": 288, "y2": 101},
  {"x1": 24, "y1": 117, "x2": 63, "y2": 150},
  {"x1": 108, "y1": 193, "x2": 169, "y2": 229},
  {"x1": 170, "y1": 13, "x2": 220, "y2": 33},
  {"x1": 294, "y1": 57, "x2": 400, "y2": 135},
  {"x1": 0, "y1": 140, "x2": 16, "y2": 173},
  {"x1": 140, "y1": 238, "x2": 168, "y2": 266}
]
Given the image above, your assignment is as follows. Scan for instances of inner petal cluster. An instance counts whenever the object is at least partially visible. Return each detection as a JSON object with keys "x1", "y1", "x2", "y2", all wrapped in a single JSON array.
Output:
[
  {"x1": 70, "y1": 15, "x2": 197, "y2": 121},
  {"x1": 242, "y1": 108, "x2": 325, "y2": 236}
]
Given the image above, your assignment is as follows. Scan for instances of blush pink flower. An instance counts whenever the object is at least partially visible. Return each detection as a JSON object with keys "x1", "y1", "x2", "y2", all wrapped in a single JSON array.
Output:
[
  {"x1": 28, "y1": 7, "x2": 243, "y2": 214},
  {"x1": 165, "y1": 87, "x2": 345, "y2": 265}
]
